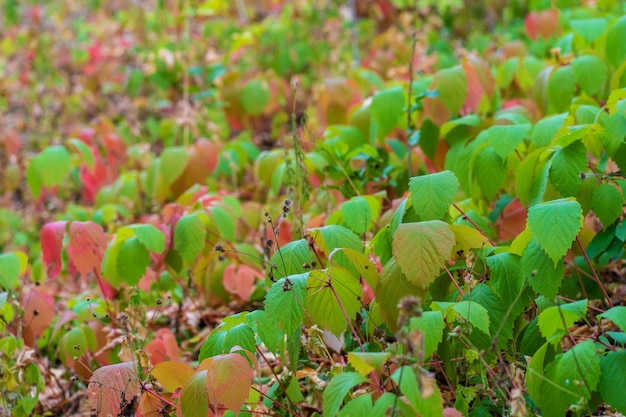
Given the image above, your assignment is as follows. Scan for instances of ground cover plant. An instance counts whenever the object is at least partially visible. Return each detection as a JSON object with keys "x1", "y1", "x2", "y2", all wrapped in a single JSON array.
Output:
[{"x1": 2, "y1": 0, "x2": 626, "y2": 416}]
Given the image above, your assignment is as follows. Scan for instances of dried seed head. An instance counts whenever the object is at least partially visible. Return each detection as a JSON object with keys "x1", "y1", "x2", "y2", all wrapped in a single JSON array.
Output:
[{"x1": 282, "y1": 199, "x2": 293, "y2": 214}]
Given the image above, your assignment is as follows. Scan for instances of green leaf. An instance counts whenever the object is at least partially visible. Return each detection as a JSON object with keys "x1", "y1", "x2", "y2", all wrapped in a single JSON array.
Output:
[
  {"x1": 549, "y1": 141, "x2": 588, "y2": 196},
  {"x1": 199, "y1": 330, "x2": 225, "y2": 360},
  {"x1": 547, "y1": 66, "x2": 576, "y2": 112},
  {"x1": 310, "y1": 225, "x2": 363, "y2": 254},
  {"x1": 0, "y1": 253, "x2": 20, "y2": 290},
  {"x1": 522, "y1": 238, "x2": 565, "y2": 300},
  {"x1": 347, "y1": 352, "x2": 390, "y2": 376},
  {"x1": 26, "y1": 159, "x2": 43, "y2": 198},
  {"x1": 329, "y1": 248, "x2": 379, "y2": 290},
  {"x1": 117, "y1": 237, "x2": 150, "y2": 286},
  {"x1": 322, "y1": 372, "x2": 368, "y2": 417},
  {"x1": 181, "y1": 371, "x2": 209, "y2": 417},
  {"x1": 407, "y1": 311, "x2": 445, "y2": 361},
  {"x1": 159, "y1": 146, "x2": 189, "y2": 186},
  {"x1": 531, "y1": 113, "x2": 568, "y2": 148},
  {"x1": 571, "y1": 18, "x2": 608, "y2": 43},
  {"x1": 264, "y1": 273, "x2": 308, "y2": 337},
  {"x1": 209, "y1": 205, "x2": 236, "y2": 241},
  {"x1": 466, "y1": 284, "x2": 513, "y2": 349},
  {"x1": 131, "y1": 224, "x2": 166, "y2": 253},
  {"x1": 392, "y1": 221, "x2": 455, "y2": 289},
  {"x1": 341, "y1": 197, "x2": 372, "y2": 235},
  {"x1": 418, "y1": 118, "x2": 440, "y2": 159},
  {"x1": 408, "y1": 171, "x2": 459, "y2": 221},
  {"x1": 174, "y1": 213, "x2": 206, "y2": 264},
  {"x1": 37, "y1": 145, "x2": 72, "y2": 188},
  {"x1": 338, "y1": 394, "x2": 373, "y2": 416},
  {"x1": 486, "y1": 124, "x2": 531, "y2": 159},
  {"x1": 246, "y1": 310, "x2": 282, "y2": 353},
  {"x1": 266, "y1": 239, "x2": 313, "y2": 280},
  {"x1": 391, "y1": 366, "x2": 444, "y2": 417},
  {"x1": 432, "y1": 300, "x2": 490, "y2": 335},
  {"x1": 606, "y1": 15, "x2": 626, "y2": 69},
  {"x1": 592, "y1": 183, "x2": 623, "y2": 227},
  {"x1": 487, "y1": 252, "x2": 524, "y2": 316},
  {"x1": 241, "y1": 79, "x2": 270, "y2": 115},
  {"x1": 67, "y1": 138, "x2": 95, "y2": 171},
  {"x1": 471, "y1": 145, "x2": 506, "y2": 201},
  {"x1": 527, "y1": 341, "x2": 560, "y2": 417},
  {"x1": 431, "y1": 65, "x2": 467, "y2": 114},
  {"x1": 307, "y1": 267, "x2": 362, "y2": 336},
  {"x1": 376, "y1": 259, "x2": 424, "y2": 332},
  {"x1": 599, "y1": 350, "x2": 626, "y2": 413},
  {"x1": 538, "y1": 299, "x2": 587, "y2": 340},
  {"x1": 370, "y1": 86, "x2": 405, "y2": 140},
  {"x1": 572, "y1": 55, "x2": 608, "y2": 96},
  {"x1": 598, "y1": 306, "x2": 626, "y2": 333},
  {"x1": 527, "y1": 198, "x2": 583, "y2": 266},
  {"x1": 555, "y1": 340, "x2": 600, "y2": 408},
  {"x1": 223, "y1": 323, "x2": 256, "y2": 354}
]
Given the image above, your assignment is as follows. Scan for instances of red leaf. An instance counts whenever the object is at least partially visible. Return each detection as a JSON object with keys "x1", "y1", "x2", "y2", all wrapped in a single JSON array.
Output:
[
  {"x1": 222, "y1": 264, "x2": 264, "y2": 301},
  {"x1": 145, "y1": 328, "x2": 180, "y2": 365},
  {"x1": 207, "y1": 353, "x2": 254, "y2": 412},
  {"x1": 497, "y1": 198, "x2": 528, "y2": 241},
  {"x1": 21, "y1": 288, "x2": 55, "y2": 346},
  {"x1": 40, "y1": 221, "x2": 67, "y2": 278},
  {"x1": 68, "y1": 222, "x2": 108, "y2": 277},
  {"x1": 87, "y1": 362, "x2": 140, "y2": 417},
  {"x1": 461, "y1": 60, "x2": 484, "y2": 115}
]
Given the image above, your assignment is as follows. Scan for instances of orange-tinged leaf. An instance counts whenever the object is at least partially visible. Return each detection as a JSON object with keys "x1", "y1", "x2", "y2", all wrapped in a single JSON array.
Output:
[
  {"x1": 145, "y1": 328, "x2": 180, "y2": 365},
  {"x1": 461, "y1": 60, "x2": 484, "y2": 115},
  {"x1": 222, "y1": 264, "x2": 264, "y2": 301},
  {"x1": 181, "y1": 370, "x2": 210, "y2": 417},
  {"x1": 40, "y1": 221, "x2": 67, "y2": 278},
  {"x1": 392, "y1": 221, "x2": 455, "y2": 289},
  {"x1": 151, "y1": 361, "x2": 195, "y2": 392},
  {"x1": 207, "y1": 353, "x2": 254, "y2": 412},
  {"x1": 21, "y1": 288, "x2": 55, "y2": 346},
  {"x1": 87, "y1": 362, "x2": 140, "y2": 417},
  {"x1": 68, "y1": 221, "x2": 108, "y2": 277}
]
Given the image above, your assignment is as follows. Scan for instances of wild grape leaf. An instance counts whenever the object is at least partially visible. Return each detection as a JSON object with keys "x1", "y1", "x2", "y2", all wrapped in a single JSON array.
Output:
[
  {"x1": 150, "y1": 361, "x2": 195, "y2": 392},
  {"x1": 37, "y1": 145, "x2": 72, "y2": 188},
  {"x1": 328, "y1": 247, "x2": 379, "y2": 290},
  {"x1": 547, "y1": 66, "x2": 576, "y2": 112},
  {"x1": 117, "y1": 237, "x2": 150, "y2": 286},
  {"x1": 549, "y1": 141, "x2": 588, "y2": 196},
  {"x1": 555, "y1": 340, "x2": 600, "y2": 407},
  {"x1": 392, "y1": 221, "x2": 455, "y2": 289},
  {"x1": 266, "y1": 239, "x2": 312, "y2": 280},
  {"x1": 159, "y1": 146, "x2": 189, "y2": 187},
  {"x1": 471, "y1": 145, "x2": 507, "y2": 201},
  {"x1": 592, "y1": 183, "x2": 623, "y2": 227},
  {"x1": 246, "y1": 310, "x2": 283, "y2": 353},
  {"x1": 67, "y1": 138, "x2": 95, "y2": 171},
  {"x1": 181, "y1": 370, "x2": 210, "y2": 417},
  {"x1": 223, "y1": 264, "x2": 264, "y2": 301},
  {"x1": 538, "y1": 299, "x2": 587, "y2": 340},
  {"x1": 370, "y1": 86, "x2": 405, "y2": 140},
  {"x1": 530, "y1": 113, "x2": 568, "y2": 148},
  {"x1": 87, "y1": 362, "x2": 140, "y2": 417},
  {"x1": 465, "y1": 284, "x2": 512, "y2": 349},
  {"x1": 431, "y1": 66, "x2": 467, "y2": 114},
  {"x1": 392, "y1": 366, "x2": 444, "y2": 417},
  {"x1": 347, "y1": 352, "x2": 390, "y2": 376},
  {"x1": 376, "y1": 259, "x2": 424, "y2": 332},
  {"x1": 223, "y1": 323, "x2": 256, "y2": 354},
  {"x1": 207, "y1": 352, "x2": 254, "y2": 412},
  {"x1": 487, "y1": 252, "x2": 524, "y2": 314},
  {"x1": 522, "y1": 238, "x2": 565, "y2": 300},
  {"x1": 310, "y1": 225, "x2": 363, "y2": 254},
  {"x1": 606, "y1": 15, "x2": 626, "y2": 68},
  {"x1": 68, "y1": 222, "x2": 108, "y2": 277},
  {"x1": 131, "y1": 224, "x2": 165, "y2": 254},
  {"x1": 432, "y1": 300, "x2": 490, "y2": 335},
  {"x1": 408, "y1": 171, "x2": 459, "y2": 221},
  {"x1": 307, "y1": 267, "x2": 362, "y2": 336},
  {"x1": 338, "y1": 394, "x2": 373, "y2": 416},
  {"x1": 341, "y1": 196, "x2": 372, "y2": 235},
  {"x1": 241, "y1": 79, "x2": 270, "y2": 115},
  {"x1": 0, "y1": 253, "x2": 20, "y2": 290},
  {"x1": 572, "y1": 55, "x2": 608, "y2": 96},
  {"x1": 40, "y1": 221, "x2": 67, "y2": 278},
  {"x1": 407, "y1": 310, "x2": 445, "y2": 361},
  {"x1": 264, "y1": 273, "x2": 309, "y2": 336},
  {"x1": 174, "y1": 213, "x2": 206, "y2": 264},
  {"x1": 527, "y1": 198, "x2": 583, "y2": 266},
  {"x1": 486, "y1": 123, "x2": 531, "y2": 159},
  {"x1": 599, "y1": 350, "x2": 626, "y2": 413},
  {"x1": 570, "y1": 18, "x2": 608, "y2": 43},
  {"x1": 322, "y1": 372, "x2": 368, "y2": 417},
  {"x1": 597, "y1": 306, "x2": 626, "y2": 333}
]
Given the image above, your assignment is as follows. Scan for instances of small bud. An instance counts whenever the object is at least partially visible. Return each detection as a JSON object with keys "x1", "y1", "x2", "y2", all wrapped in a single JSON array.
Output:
[
  {"x1": 214, "y1": 244, "x2": 225, "y2": 253},
  {"x1": 156, "y1": 299, "x2": 162, "y2": 305}
]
